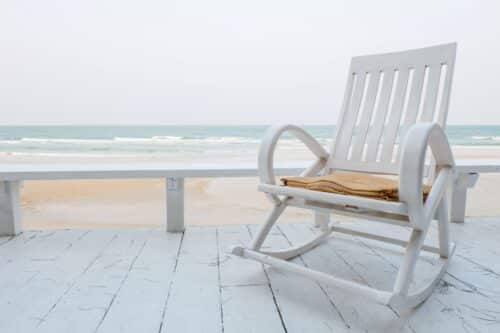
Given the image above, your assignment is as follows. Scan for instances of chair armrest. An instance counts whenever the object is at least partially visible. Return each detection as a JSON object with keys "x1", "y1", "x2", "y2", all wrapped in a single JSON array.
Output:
[
  {"x1": 258, "y1": 124, "x2": 329, "y2": 188},
  {"x1": 399, "y1": 123, "x2": 455, "y2": 226}
]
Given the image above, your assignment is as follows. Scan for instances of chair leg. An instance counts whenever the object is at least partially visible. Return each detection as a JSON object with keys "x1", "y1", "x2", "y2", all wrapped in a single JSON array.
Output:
[
  {"x1": 250, "y1": 203, "x2": 286, "y2": 251},
  {"x1": 437, "y1": 198, "x2": 450, "y2": 258},
  {"x1": 314, "y1": 211, "x2": 330, "y2": 232},
  {"x1": 393, "y1": 228, "x2": 428, "y2": 296}
]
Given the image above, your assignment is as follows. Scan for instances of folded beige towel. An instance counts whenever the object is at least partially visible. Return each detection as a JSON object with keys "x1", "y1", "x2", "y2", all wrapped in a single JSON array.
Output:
[{"x1": 281, "y1": 171, "x2": 431, "y2": 202}]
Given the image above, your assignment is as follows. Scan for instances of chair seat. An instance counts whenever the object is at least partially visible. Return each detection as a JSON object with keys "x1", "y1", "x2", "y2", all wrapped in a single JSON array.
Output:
[
  {"x1": 281, "y1": 171, "x2": 431, "y2": 202},
  {"x1": 259, "y1": 182, "x2": 408, "y2": 216}
]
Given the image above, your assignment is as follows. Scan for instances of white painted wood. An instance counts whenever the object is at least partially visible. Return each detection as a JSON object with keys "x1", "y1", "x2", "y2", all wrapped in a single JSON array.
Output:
[
  {"x1": 364, "y1": 69, "x2": 395, "y2": 162},
  {"x1": 259, "y1": 183, "x2": 408, "y2": 215},
  {"x1": 222, "y1": 286, "x2": 286, "y2": 333},
  {"x1": 436, "y1": 198, "x2": 450, "y2": 257},
  {"x1": 401, "y1": 64, "x2": 426, "y2": 129},
  {"x1": 420, "y1": 64, "x2": 442, "y2": 122},
  {"x1": 250, "y1": 203, "x2": 286, "y2": 250},
  {"x1": 299, "y1": 158, "x2": 325, "y2": 177},
  {"x1": 349, "y1": 71, "x2": 382, "y2": 161},
  {"x1": 0, "y1": 230, "x2": 86, "y2": 295},
  {"x1": 0, "y1": 181, "x2": 21, "y2": 236},
  {"x1": 234, "y1": 246, "x2": 394, "y2": 305},
  {"x1": 251, "y1": 122, "x2": 456, "y2": 307},
  {"x1": 447, "y1": 217, "x2": 500, "y2": 275},
  {"x1": 0, "y1": 230, "x2": 41, "y2": 260},
  {"x1": 217, "y1": 225, "x2": 268, "y2": 287},
  {"x1": 351, "y1": 221, "x2": 500, "y2": 332},
  {"x1": 330, "y1": 43, "x2": 457, "y2": 173},
  {"x1": 446, "y1": 259, "x2": 500, "y2": 315},
  {"x1": 333, "y1": 230, "x2": 458, "y2": 331},
  {"x1": 238, "y1": 219, "x2": 454, "y2": 309},
  {"x1": 96, "y1": 231, "x2": 182, "y2": 333},
  {"x1": 0, "y1": 163, "x2": 308, "y2": 181},
  {"x1": 397, "y1": 67, "x2": 424, "y2": 152},
  {"x1": 160, "y1": 227, "x2": 222, "y2": 333},
  {"x1": 436, "y1": 52, "x2": 456, "y2": 126},
  {"x1": 0, "y1": 229, "x2": 118, "y2": 333},
  {"x1": 241, "y1": 44, "x2": 461, "y2": 310},
  {"x1": 280, "y1": 224, "x2": 414, "y2": 332},
  {"x1": 0, "y1": 160, "x2": 495, "y2": 181},
  {"x1": 379, "y1": 68, "x2": 410, "y2": 163},
  {"x1": 451, "y1": 172, "x2": 479, "y2": 223},
  {"x1": 450, "y1": 185, "x2": 467, "y2": 224},
  {"x1": 399, "y1": 124, "x2": 454, "y2": 225},
  {"x1": 35, "y1": 229, "x2": 151, "y2": 333},
  {"x1": 247, "y1": 224, "x2": 350, "y2": 333},
  {"x1": 219, "y1": 227, "x2": 285, "y2": 332},
  {"x1": 329, "y1": 224, "x2": 442, "y2": 254},
  {"x1": 1, "y1": 223, "x2": 500, "y2": 332},
  {"x1": 166, "y1": 177, "x2": 184, "y2": 232},
  {"x1": 287, "y1": 198, "x2": 411, "y2": 227},
  {"x1": 356, "y1": 226, "x2": 487, "y2": 331},
  {"x1": 257, "y1": 228, "x2": 333, "y2": 260},
  {"x1": 393, "y1": 228, "x2": 430, "y2": 295},
  {"x1": 335, "y1": 72, "x2": 367, "y2": 160},
  {"x1": 218, "y1": 224, "x2": 292, "y2": 333},
  {"x1": 455, "y1": 159, "x2": 500, "y2": 173},
  {"x1": 0, "y1": 235, "x2": 11, "y2": 246},
  {"x1": 314, "y1": 211, "x2": 330, "y2": 231},
  {"x1": 257, "y1": 124, "x2": 329, "y2": 203},
  {"x1": 0, "y1": 159, "x2": 496, "y2": 236},
  {"x1": 0, "y1": 160, "x2": 488, "y2": 234}
]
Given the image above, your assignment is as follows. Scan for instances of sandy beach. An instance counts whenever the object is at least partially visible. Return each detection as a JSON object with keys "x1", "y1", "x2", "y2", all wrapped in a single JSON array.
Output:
[{"x1": 6, "y1": 145, "x2": 500, "y2": 230}]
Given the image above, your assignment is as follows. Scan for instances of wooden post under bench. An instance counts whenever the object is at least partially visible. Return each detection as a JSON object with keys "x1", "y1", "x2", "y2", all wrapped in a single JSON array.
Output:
[
  {"x1": 0, "y1": 181, "x2": 22, "y2": 236},
  {"x1": 166, "y1": 177, "x2": 185, "y2": 232},
  {"x1": 451, "y1": 172, "x2": 479, "y2": 223}
]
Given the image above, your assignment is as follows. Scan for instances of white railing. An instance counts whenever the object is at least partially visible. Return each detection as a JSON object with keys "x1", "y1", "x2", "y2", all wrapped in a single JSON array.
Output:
[{"x1": 1, "y1": 160, "x2": 499, "y2": 235}]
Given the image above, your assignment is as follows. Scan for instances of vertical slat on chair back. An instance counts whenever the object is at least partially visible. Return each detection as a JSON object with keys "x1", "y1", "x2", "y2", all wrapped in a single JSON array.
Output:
[{"x1": 329, "y1": 43, "x2": 456, "y2": 175}]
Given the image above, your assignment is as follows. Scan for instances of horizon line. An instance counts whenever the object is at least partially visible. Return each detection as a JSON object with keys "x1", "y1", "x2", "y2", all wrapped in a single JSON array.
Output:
[{"x1": 0, "y1": 123, "x2": 499, "y2": 127}]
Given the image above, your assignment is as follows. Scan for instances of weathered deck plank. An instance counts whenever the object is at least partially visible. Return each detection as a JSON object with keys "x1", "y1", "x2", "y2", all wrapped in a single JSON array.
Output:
[
  {"x1": 222, "y1": 285, "x2": 287, "y2": 333},
  {"x1": 0, "y1": 229, "x2": 117, "y2": 332},
  {"x1": 334, "y1": 219, "x2": 500, "y2": 332},
  {"x1": 0, "y1": 230, "x2": 74, "y2": 270},
  {"x1": 0, "y1": 219, "x2": 499, "y2": 333},
  {"x1": 279, "y1": 223, "x2": 413, "y2": 332},
  {"x1": 35, "y1": 229, "x2": 150, "y2": 333},
  {"x1": 248, "y1": 224, "x2": 350, "y2": 333},
  {"x1": 451, "y1": 217, "x2": 500, "y2": 276},
  {"x1": 217, "y1": 225, "x2": 268, "y2": 287},
  {"x1": 96, "y1": 231, "x2": 182, "y2": 333},
  {"x1": 0, "y1": 235, "x2": 13, "y2": 246},
  {"x1": 217, "y1": 225, "x2": 287, "y2": 333},
  {"x1": 160, "y1": 227, "x2": 222, "y2": 333}
]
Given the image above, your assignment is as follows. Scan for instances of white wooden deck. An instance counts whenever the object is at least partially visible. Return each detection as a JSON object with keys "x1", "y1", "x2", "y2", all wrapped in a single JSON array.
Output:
[{"x1": 1, "y1": 218, "x2": 499, "y2": 333}]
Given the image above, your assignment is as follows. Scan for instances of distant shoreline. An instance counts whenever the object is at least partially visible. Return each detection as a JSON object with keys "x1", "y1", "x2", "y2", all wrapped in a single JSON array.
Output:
[
  {"x1": 1, "y1": 125, "x2": 499, "y2": 158},
  {"x1": 1, "y1": 145, "x2": 499, "y2": 165}
]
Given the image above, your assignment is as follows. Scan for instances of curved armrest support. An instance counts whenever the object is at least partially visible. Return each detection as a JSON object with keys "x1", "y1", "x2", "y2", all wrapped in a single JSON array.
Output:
[
  {"x1": 399, "y1": 123, "x2": 455, "y2": 226},
  {"x1": 258, "y1": 124, "x2": 329, "y2": 188}
]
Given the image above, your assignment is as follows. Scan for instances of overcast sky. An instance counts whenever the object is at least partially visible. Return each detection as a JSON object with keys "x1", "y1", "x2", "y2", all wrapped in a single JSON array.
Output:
[{"x1": 0, "y1": 1, "x2": 499, "y2": 125}]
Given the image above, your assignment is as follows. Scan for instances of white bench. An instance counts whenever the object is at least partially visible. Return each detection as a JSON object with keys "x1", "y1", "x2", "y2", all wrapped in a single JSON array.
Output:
[
  {"x1": 449, "y1": 159, "x2": 500, "y2": 223},
  {"x1": 1, "y1": 160, "x2": 498, "y2": 236}
]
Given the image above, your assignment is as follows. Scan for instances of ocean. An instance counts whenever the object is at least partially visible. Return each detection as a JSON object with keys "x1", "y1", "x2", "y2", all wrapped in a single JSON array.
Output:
[{"x1": 0, "y1": 125, "x2": 499, "y2": 157}]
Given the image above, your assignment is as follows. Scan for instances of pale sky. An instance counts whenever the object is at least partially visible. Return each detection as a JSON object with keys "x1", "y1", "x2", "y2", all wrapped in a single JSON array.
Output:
[{"x1": 0, "y1": 0, "x2": 499, "y2": 125}]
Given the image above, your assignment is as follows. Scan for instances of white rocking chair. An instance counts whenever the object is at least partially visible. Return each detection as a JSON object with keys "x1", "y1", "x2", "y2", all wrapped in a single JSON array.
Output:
[{"x1": 232, "y1": 43, "x2": 457, "y2": 309}]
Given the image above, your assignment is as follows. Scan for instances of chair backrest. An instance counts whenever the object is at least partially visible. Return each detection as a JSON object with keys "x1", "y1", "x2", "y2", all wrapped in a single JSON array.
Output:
[{"x1": 328, "y1": 43, "x2": 456, "y2": 175}]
